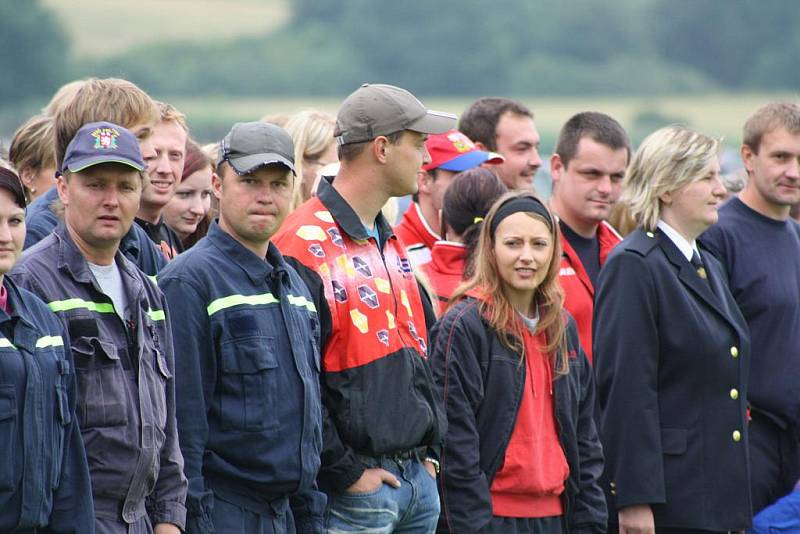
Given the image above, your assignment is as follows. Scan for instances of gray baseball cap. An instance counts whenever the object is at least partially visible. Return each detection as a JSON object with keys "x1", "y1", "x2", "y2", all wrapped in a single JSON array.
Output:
[
  {"x1": 218, "y1": 122, "x2": 296, "y2": 175},
  {"x1": 334, "y1": 83, "x2": 457, "y2": 145}
]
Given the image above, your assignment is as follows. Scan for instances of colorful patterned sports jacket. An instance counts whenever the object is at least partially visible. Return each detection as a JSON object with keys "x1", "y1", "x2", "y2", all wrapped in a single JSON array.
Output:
[{"x1": 274, "y1": 178, "x2": 446, "y2": 493}]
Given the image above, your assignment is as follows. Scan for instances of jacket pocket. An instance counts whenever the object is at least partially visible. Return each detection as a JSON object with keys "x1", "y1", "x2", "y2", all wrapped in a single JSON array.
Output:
[
  {"x1": 143, "y1": 328, "x2": 172, "y2": 431},
  {"x1": 220, "y1": 336, "x2": 278, "y2": 431},
  {"x1": 0, "y1": 385, "x2": 18, "y2": 490},
  {"x1": 72, "y1": 337, "x2": 129, "y2": 428},
  {"x1": 661, "y1": 428, "x2": 688, "y2": 455}
]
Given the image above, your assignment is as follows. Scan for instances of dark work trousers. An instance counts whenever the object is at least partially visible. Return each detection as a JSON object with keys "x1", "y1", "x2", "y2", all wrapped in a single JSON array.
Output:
[
  {"x1": 96, "y1": 516, "x2": 154, "y2": 534},
  {"x1": 749, "y1": 410, "x2": 800, "y2": 514},
  {"x1": 609, "y1": 525, "x2": 736, "y2": 533},
  {"x1": 480, "y1": 515, "x2": 563, "y2": 534},
  {"x1": 211, "y1": 493, "x2": 294, "y2": 534}
]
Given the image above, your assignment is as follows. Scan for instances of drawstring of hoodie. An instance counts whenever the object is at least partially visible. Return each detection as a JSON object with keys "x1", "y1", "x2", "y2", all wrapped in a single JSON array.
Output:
[{"x1": 518, "y1": 308, "x2": 554, "y2": 398}]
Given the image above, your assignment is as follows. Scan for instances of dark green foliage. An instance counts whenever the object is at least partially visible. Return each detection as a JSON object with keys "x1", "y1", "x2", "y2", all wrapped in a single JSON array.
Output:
[
  {"x1": 4, "y1": 0, "x2": 799, "y2": 107},
  {"x1": 0, "y1": 0, "x2": 70, "y2": 102}
]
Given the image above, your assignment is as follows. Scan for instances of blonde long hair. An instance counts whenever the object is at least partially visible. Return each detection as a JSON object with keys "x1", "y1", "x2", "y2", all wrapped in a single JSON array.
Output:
[
  {"x1": 450, "y1": 191, "x2": 569, "y2": 375},
  {"x1": 283, "y1": 110, "x2": 336, "y2": 210}
]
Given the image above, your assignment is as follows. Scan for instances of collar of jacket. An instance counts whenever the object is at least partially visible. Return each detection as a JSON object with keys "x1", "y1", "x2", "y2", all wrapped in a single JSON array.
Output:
[
  {"x1": 54, "y1": 222, "x2": 140, "y2": 286},
  {"x1": 317, "y1": 176, "x2": 395, "y2": 243},
  {"x1": 206, "y1": 221, "x2": 289, "y2": 286},
  {"x1": 0, "y1": 277, "x2": 46, "y2": 346}
]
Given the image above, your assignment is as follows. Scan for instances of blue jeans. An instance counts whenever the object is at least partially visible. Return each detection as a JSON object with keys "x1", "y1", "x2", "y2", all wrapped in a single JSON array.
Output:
[{"x1": 324, "y1": 457, "x2": 439, "y2": 533}]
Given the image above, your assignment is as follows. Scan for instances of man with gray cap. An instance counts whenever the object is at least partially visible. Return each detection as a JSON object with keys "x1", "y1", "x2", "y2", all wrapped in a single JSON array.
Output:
[
  {"x1": 274, "y1": 84, "x2": 455, "y2": 533},
  {"x1": 158, "y1": 122, "x2": 325, "y2": 534}
]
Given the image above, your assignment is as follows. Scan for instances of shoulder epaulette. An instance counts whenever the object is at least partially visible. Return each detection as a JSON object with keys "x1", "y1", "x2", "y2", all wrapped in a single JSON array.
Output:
[{"x1": 623, "y1": 228, "x2": 660, "y2": 256}]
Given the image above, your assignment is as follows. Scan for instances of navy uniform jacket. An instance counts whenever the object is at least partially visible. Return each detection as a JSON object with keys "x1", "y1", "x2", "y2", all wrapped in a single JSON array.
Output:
[
  {"x1": 593, "y1": 228, "x2": 752, "y2": 531},
  {"x1": 10, "y1": 223, "x2": 188, "y2": 530},
  {"x1": 24, "y1": 187, "x2": 167, "y2": 276},
  {"x1": 0, "y1": 276, "x2": 93, "y2": 532},
  {"x1": 157, "y1": 222, "x2": 324, "y2": 534}
]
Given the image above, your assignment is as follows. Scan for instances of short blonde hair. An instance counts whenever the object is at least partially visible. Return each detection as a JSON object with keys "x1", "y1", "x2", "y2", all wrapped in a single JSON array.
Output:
[
  {"x1": 743, "y1": 101, "x2": 800, "y2": 153},
  {"x1": 9, "y1": 114, "x2": 55, "y2": 174},
  {"x1": 622, "y1": 125, "x2": 720, "y2": 231},
  {"x1": 283, "y1": 110, "x2": 336, "y2": 209},
  {"x1": 156, "y1": 101, "x2": 189, "y2": 133},
  {"x1": 42, "y1": 79, "x2": 87, "y2": 116},
  {"x1": 54, "y1": 78, "x2": 159, "y2": 170}
]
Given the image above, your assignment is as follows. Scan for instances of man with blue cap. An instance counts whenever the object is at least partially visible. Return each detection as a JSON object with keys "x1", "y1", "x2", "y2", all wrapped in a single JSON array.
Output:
[{"x1": 11, "y1": 121, "x2": 187, "y2": 534}]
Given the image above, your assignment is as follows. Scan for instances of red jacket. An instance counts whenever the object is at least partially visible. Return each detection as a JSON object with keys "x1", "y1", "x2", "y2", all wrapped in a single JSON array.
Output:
[
  {"x1": 558, "y1": 221, "x2": 621, "y2": 363},
  {"x1": 273, "y1": 180, "x2": 445, "y2": 493},
  {"x1": 394, "y1": 202, "x2": 439, "y2": 266},
  {"x1": 422, "y1": 241, "x2": 466, "y2": 314}
]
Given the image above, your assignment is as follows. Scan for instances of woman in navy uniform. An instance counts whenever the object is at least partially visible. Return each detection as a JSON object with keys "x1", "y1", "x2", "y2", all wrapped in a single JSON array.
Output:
[
  {"x1": 593, "y1": 126, "x2": 752, "y2": 533},
  {"x1": 0, "y1": 166, "x2": 93, "y2": 532}
]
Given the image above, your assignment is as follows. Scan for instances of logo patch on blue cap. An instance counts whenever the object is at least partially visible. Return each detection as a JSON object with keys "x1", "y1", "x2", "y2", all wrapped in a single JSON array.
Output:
[{"x1": 92, "y1": 127, "x2": 120, "y2": 150}]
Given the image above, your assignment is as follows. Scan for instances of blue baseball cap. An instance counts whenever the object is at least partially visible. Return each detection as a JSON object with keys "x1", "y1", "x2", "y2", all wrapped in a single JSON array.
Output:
[{"x1": 61, "y1": 121, "x2": 145, "y2": 174}]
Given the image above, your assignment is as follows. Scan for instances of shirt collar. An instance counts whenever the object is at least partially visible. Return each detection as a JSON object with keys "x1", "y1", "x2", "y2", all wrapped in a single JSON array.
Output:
[
  {"x1": 656, "y1": 220, "x2": 698, "y2": 262},
  {"x1": 317, "y1": 177, "x2": 394, "y2": 242},
  {"x1": 207, "y1": 221, "x2": 287, "y2": 284}
]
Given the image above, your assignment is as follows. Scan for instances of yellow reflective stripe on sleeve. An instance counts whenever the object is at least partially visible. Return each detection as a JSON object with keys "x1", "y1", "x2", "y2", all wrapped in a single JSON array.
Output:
[
  {"x1": 207, "y1": 293, "x2": 279, "y2": 316},
  {"x1": 0, "y1": 336, "x2": 64, "y2": 350},
  {"x1": 47, "y1": 298, "x2": 115, "y2": 314},
  {"x1": 206, "y1": 293, "x2": 316, "y2": 316},
  {"x1": 147, "y1": 309, "x2": 166, "y2": 321},
  {"x1": 35, "y1": 335, "x2": 64, "y2": 348},
  {"x1": 287, "y1": 294, "x2": 317, "y2": 313}
]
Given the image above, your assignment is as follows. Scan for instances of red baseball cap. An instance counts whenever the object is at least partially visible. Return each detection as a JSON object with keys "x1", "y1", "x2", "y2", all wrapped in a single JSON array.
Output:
[{"x1": 422, "y1": 129, "x2": 504, "y2": 172}]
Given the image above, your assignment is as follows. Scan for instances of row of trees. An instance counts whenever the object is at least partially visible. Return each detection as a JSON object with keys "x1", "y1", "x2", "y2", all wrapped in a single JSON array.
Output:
[{"x1": 4, "y1": 0, "x2": 799, "y2": 106}]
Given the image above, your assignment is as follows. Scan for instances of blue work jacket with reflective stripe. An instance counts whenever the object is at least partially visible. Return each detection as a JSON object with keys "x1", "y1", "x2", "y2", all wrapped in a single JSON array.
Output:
[
  {"x1": 24, "y1": 187, "x2": 167, "y2": 276},
  {"x1": 10, "y1": 223, "x2": 187, "y2": 529},
  {"x1": 0, "y1": 276, "x2": 94, "y2": 532},
  {"x1": 158, "y1": 222, "x2": 324, "y2": 534}
]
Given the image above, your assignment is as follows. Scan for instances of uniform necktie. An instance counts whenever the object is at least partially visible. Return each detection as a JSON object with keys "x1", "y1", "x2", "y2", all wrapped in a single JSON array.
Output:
[
  {"x1": 691, "y1": 250, "x2": 715, "y2": 297},
  {"x1": 690, "y1": 250, "x2": 707, "y2": 280}
]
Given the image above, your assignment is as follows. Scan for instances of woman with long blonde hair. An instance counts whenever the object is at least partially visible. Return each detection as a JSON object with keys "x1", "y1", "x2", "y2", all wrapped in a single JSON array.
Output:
[
  {"x1": 282, "y1": 109, "x2": 337, "y2": 210},
  {"x1": 430, "y1": 190, "x2": 606, "y2": 533}
]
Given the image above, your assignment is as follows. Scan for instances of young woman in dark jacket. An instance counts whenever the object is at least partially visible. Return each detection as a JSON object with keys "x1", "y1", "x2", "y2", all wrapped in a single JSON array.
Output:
[
  {"x1": 429, "y1": 191, "x2": 606, "y2": 534},
  {"x1": 0, "y1": 167, "x2": 93, "y2": 532}
]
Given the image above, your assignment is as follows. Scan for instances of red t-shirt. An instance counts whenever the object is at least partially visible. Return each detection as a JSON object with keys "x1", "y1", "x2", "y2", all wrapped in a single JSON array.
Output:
[{"x1": 490, "y1": 323, "x2": 569, "y2": 517}]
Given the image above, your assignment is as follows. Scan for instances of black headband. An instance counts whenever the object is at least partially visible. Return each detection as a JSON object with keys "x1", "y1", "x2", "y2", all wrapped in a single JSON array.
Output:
[
  {"x1": 0, "y1": 167, "x2": 26, "y2": 208},
  {"x1": 490, "y1": 196, "x2": 552, "y2": 236}
]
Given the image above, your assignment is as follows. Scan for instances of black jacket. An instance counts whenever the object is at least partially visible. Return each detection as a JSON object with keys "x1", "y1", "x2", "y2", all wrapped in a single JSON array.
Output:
[
  {"x1": 429, "y1": 298, "x2": 606, "y2": 533},
  {"x1": 593, "y1": 228, "x2": 751, "y2": 531}
]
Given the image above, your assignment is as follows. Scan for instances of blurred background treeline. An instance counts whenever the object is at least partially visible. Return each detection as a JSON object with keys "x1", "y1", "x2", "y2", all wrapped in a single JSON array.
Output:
[{"x1": 2, "y1": 0, "x2": 799, "y2": 147}]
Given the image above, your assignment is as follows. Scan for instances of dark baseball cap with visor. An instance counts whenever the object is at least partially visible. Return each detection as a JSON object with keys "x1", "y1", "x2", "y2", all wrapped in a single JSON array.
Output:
[
  {"x1": 61, "y1": 121, "x2": 145, "y2": 174},
  {"x1": 334, "y1": 83, "x2": 457, "y2": 145},
  {"x1": 218, "y1": 122, "x2": 296, "y2": 176}
]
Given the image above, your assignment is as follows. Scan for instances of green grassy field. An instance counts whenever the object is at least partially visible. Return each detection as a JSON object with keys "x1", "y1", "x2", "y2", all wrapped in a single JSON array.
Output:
[
  {"x1": 169, "y1": 92, "x2": 800, "y2": 147},
  {"x1": 43, "y1": 0, "x2": 287, "y2": 58}
]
